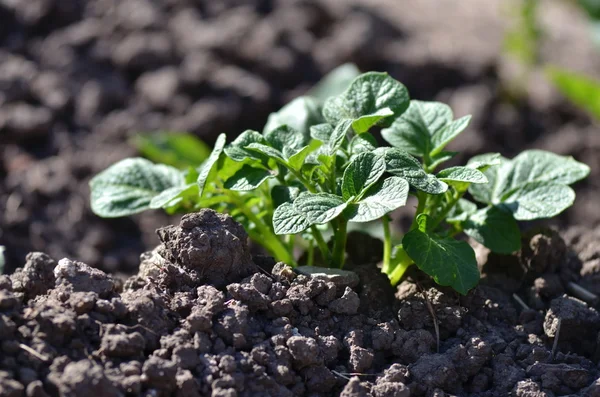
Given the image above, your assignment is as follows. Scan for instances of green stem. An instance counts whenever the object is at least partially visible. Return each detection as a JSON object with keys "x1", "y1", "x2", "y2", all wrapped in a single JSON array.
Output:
[
  {"x1": 429, "y1": 189, "x2": 464, "y2": 231},
  {"x1": 286, "y1": 234, "x2": 295, "y2": 253},
  {"x1": 381, "y1": 215, "x2": 392, "y2": 274},
  {"x1": 331, "y1": 218, "x2": 348, "y2": 268},
  {"x1": 387, "y1": 245, "x2": 414, "y2": 285},
  {"x1": 409, "y1": 191, "x2": 427, "y2": 230},
  {"x1": 307, "y1": 239, "x2": 314, "y2": 267},
  {"x1": 230, "y1": 193, "x2": 296, "y2": 266},
  {"x1": 330, "y1": 159, "x2": 337, "y2": 193},
  {"x1": 311, "y1": 225, "x2": 330, "y2": 264},
  {"x1": 447, "y1": 223, "x2": 463, "y2": 238},
  {"x1": 288, "y1": 167, "x2": 318, "y2": 194}
]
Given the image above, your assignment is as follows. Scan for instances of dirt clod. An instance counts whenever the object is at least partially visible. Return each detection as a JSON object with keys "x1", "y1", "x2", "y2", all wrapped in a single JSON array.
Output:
[
  {"x1": 157, "y1": 210, "x2": 258, "y2": 287},
  {"x1": 2, "y1": 213, "x2": 600, "y2": 395}
]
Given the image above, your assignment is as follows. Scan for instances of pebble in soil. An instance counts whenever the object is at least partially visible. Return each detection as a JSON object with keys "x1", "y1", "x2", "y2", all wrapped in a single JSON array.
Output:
[{"x1": 1, "y1": 210, "x2": 600, "y2": 396}]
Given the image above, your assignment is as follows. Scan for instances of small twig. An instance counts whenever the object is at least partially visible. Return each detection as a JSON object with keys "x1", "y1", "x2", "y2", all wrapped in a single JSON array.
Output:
[
  {"x1": 19, "y1": 344, "x2": 49, "y2": 362},
  {"x1": 332, "y1": 370, "x2": 351, "y2": 380},
  {"x1": 418, "y1": 282, "x2": 439, "y2": 353},
  {"x1": 552, "y1": 318, "x2": 562, "y2": 359},
  {"x1": 257, "y1": 265, "x2": 275, "y2": 280},
  {"x1": 566, "y1": 282, "x2": 599, "y2": 304},
  {"x1": 512, "y1": 293, "x2": 530, "y2": 311}
]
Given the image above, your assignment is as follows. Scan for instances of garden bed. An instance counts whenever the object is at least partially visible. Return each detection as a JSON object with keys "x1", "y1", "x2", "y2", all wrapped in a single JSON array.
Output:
[
  {"x1": 2, "y1": 0, "x2": 600, "y2": 274},
  {"x1": 2, "y1": 1, "x2": 600, "y2": 396},
  {"x1": 2, "y1": 209, "x2": 600, "y2": 396}
]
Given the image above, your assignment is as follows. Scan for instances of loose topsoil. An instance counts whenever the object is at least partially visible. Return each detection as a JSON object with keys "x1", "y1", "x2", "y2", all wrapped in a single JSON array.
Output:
[
  {"x1": 1, "y1": 0, "x2": 600, "y2": 274},
  {"x1": 2, "y1": 1, "x2": 600, "y2": 396},
  {"x1": 2, "y1": 209, "x2": 600, "y2": 396}
]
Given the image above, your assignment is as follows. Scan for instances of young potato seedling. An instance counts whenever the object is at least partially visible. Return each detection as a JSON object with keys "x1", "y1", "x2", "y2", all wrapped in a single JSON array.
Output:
[{"x1": 90, "y1": 69, "x2": 589, "y2": 295}]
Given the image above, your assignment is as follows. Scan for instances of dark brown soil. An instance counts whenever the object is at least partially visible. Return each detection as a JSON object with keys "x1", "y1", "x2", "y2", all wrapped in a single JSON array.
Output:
[
  {"x1": 2, "y1": 1, "x2": 600, "y2": 395},
  {"x1": 1, "y1": 0, "x2": 600, "y2": 274},
  {"x1": 2, "y1": 209, "x2": 600, "y2": 396}
]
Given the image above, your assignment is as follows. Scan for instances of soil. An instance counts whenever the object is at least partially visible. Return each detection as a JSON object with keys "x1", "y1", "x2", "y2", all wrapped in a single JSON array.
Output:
[
  {"x1": 1, "y1": 0, "x2": 600, "y2": 274},
  {"x1": 1, "y1": 208, "x2": 600, "y2": 396},
  {"x1": 2, "y1": 0, "x2": 600, "y2": 395}
]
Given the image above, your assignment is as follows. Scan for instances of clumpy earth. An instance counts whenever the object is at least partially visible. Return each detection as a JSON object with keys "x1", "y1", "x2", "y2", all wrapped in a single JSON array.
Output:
[
  {"x1": 1, "y1": 0, "x2": 600, "y2": 274},
  {"x1": 2, "y1": 209, "x2": 600, "y2": 396}
]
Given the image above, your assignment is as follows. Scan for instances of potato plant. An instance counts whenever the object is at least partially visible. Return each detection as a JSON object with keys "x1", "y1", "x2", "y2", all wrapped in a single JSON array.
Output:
[{"x1": 90, "y1": 70, "x2": 589, "y2": 294}]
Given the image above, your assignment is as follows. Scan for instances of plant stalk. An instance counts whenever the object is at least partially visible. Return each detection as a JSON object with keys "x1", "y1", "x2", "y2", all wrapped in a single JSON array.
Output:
[
  {"x1": 230, "y1": 193, "x2": 296, "y2": 266},
  {"x1": 381, "y1": 215, "x2": 392, "y2": 274},
  {"x1": 310, "y1": 225, "x2": 331, "y2": 264},
  {"x1": 388, "y1": 247, "x2": 414, "y2": 285},
  {"x1": 429, "y1": 189, "x2": 464, "y2": 231},
  {"x1": 388, "y1": 255, "x2": 414, "y2": 286},
  {"x1": 331, "y1": 218, "x2": 348, "y2": 268},
  {"x1": 409, "y1": 191, "x2": 427, "y2": 230},
  {"x1": 307, "y1": 239, "x2": 314, "y2": 267}
]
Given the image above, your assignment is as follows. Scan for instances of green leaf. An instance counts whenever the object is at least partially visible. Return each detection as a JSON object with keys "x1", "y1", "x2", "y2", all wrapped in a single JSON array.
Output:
[
  {"x1": 403, "y1": 216, "x2": 480, "y2": 295},
  {"x1": 149, "y1": 183, "x2": 198, "y2": 209},
  {"x1": 263, "y1": 97, "x2": 323, "y2": 142},
  {"x1": 264, "y1": 125, "x2": 304, "y2": 156},
  {"x1": 579, "y1": 0, "x2": 600, "y2": 20},
  {"x1": 310, "y1": 123, "x2": 334, "y2": 143},
  {"x1": 430, "y1": 116, "x2": 471, "y2": 156},
  {"x1": 468, "y1": 155, "x2": 511, "y2": 204},
  {"x1": 185, "y1": 167, "x2": 199, "y2": 184},
  {"x1": 415, "y1": 212, "x2": 431, "y2": 232},
  {"x1": 327, "y1": 119, "x2": 353, "y2": 155},
  {"x1": 245, "y1": 142, "x2": 286, "y2": 163},
  {"x1": 224, "y1": 164, "x2": 274, "y2": 191},
  {"x1": 352, "y1": 107, "x2": 395, "y2": 133},
  {"x1": 469, "y1": 150, "x2": 590, "y2": 220},
  {"x1": 382, "y1": 148, "x2": 448, "y2": 194},
  {"x1": 381, "y1": 100, "x2": 470, "y2": 161},
  {"x1": 381, "y1": 100, "x2": 453, "y2": 156},
  {"x1": 225, "y1": 130, "x2": 267, "y2": 162},
  {"x1": 323, "y1": 72, "x2": 410, "y2": 128},
  {"x1": 502, "y1": 150, "x2": 589, "y2": 191},
  {"x1": 309, "y1": 63, "x2": 361, "y2": 102},
  {"x1": 462, "y1": 206, "x2": 521, "y2": 254},
  {"x1": 197, "y1": 133, "x2": 226, "y2": 194},
  {"x1": 349, "y1": 133, "x2": 378, "y2": 157},
  {"x1": 429, "y1": 151, "x2": 458, "y2": 170},
  {"x1": 467, "y1": 153, "x2": 501, "y2": 171},
  {"x1": 132, "y1": 132, "x2": 212, "y2": 169},
  {"x1": 273, "y1": 202, "x2": 310, "y2": 235},
  {"x1": 501, "y1": 182, "x2": 576, "y2": 220},
  {"x1": 272, "y1": 185, "x2": 301, "y2": 207},
  {"x1": 446, "y1": 199, "x2": 478, "y2": 222},
  {"x1": 294, "y1": 193, "x2": 347, "y2": 225},
  {"x1": 437, "y1": 166, "x2": 488, "y2": 186},
  {"x1": 546, "y1": 66, "x2": 600, "y2": 121},
  {"x1": 341, "y1": 152, "x2": 386, "y2": 201},
  {"x1": 346, "y1": 177, "x2": 409, "y2": 222},
  {"x1": 215, "y1": 155, "x2": 245, "y2": 183},
  {"x1": 90, "y1": 158, "x2": 183, "y2": 217},
  {"x1": 287, "y1": 140, "x2": 323, "y2": 171}
]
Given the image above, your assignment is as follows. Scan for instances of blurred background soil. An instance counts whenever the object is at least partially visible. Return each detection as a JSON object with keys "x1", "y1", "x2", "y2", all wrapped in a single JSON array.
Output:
[{"x1": 1, "y1": 0, "x2": 599, "y2": 274}]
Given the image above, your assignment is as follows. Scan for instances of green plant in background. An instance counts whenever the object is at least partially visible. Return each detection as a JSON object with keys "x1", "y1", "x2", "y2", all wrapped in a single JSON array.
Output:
[
  {"x1": 503, "y1": 0, "x2": 600, "y2": 121},
  {"x1": 504, "y1": 0, "x2": 542, "y2": 67},
  {"x1": 577, "y1": 0, "x2": 600, "y2": 46},
  {"x1": 132, "y1": 131, "x2": 212, "y2": 169},
  {"x1": 90, "y1": 68, "x2": 589, "y2": 295},
  {"x1": 546, "y1": 66, "x2": 600, "y2": 121}
]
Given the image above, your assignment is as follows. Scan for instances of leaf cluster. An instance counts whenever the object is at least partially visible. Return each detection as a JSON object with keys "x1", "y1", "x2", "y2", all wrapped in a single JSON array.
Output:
[{"x1": 90, "y1": 66, "x2": 589, "y2": 295}]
